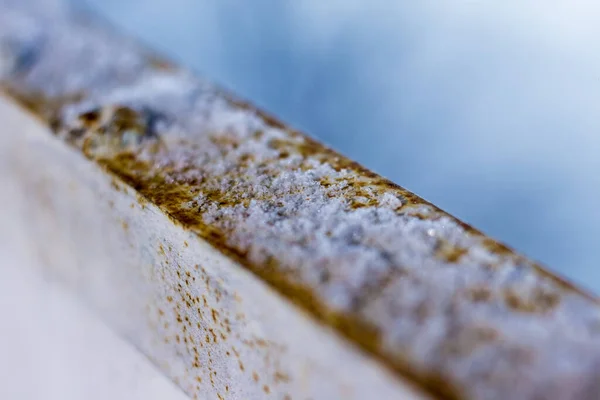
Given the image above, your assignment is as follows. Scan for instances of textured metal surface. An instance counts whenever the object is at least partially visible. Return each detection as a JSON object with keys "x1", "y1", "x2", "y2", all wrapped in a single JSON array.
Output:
[
  {"x1": 1, "y1": 1, "x2": 599, "y2": 399},
  {"x1": 0, "y1": 92, "x2": 425, "y2": 400}
]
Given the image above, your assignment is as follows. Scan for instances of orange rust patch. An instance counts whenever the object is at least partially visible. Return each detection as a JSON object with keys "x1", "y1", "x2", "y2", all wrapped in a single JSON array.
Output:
[
  {"x1": 466, "y1": 287, "x2": 493, "y2": 303},
  {"x1": 504, "y1": 288, "x2": 561, "y2": 314},
  {"x1": 435, "y1": 240, "x2": 468, "y2": 263},
  {"x1": 274, "y1": 371, "x2": 290, "y2": 383}
]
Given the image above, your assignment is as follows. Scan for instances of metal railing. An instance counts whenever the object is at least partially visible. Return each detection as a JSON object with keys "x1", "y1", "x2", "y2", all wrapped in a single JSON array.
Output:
[{"x1": 1, "y1": 1, "x2": 599, "y2": 399}]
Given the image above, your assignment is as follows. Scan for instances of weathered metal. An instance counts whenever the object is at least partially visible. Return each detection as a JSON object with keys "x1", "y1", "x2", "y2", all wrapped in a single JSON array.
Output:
[{"x1": 1, "y1": 1, "x2": 599, "y2": 399}]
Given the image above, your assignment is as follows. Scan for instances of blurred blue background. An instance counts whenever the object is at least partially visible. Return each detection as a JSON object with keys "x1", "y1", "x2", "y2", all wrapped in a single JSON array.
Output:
[{"x1": 82, "y1": 0, "x2": 600, "y2": 293}]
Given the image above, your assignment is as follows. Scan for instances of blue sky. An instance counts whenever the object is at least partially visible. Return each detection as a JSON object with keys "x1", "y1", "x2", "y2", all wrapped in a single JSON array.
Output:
[{"x1": 84, "y1": 0, "x2": 600, "y2": 293}]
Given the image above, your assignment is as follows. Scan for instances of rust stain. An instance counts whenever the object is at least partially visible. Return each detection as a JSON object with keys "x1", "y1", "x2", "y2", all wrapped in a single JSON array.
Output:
[
  {"x1": 435, "y1": 240, "x2": 468, "y2": 263},
  {"x1": 4, "y1": 83, "x2": 586, "y2": 400},
  {"x1": 2, "y1": 27, "x2": 598, "y2": 400},
  {"x1": 504, "y1": 288, "x2": 561, "y2": 314}
]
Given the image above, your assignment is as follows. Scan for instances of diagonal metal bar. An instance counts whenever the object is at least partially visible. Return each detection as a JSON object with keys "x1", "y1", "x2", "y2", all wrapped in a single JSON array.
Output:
[{"x1": 1, "y1": 1, "x2": 599, "y2": 399}]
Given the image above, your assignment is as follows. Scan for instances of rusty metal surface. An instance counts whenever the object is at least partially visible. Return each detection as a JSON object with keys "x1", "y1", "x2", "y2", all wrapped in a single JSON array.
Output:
[
  {"x1": 0, "y1": 92, "x2": 425, "y2": 400},
  {"x1": 1, "y1": 1, "x2": 600, "y2": 399}
]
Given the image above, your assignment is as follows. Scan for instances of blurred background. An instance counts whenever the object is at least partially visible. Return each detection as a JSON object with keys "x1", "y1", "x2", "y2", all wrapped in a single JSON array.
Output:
[{"x1": 80, "y1": 0, "x2": 600, "y2": 293}]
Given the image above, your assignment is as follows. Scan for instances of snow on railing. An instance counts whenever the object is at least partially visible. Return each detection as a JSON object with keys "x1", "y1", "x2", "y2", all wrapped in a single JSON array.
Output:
[{"x1": 1, "y1": 1, "x2": 599, "y2": 399}]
